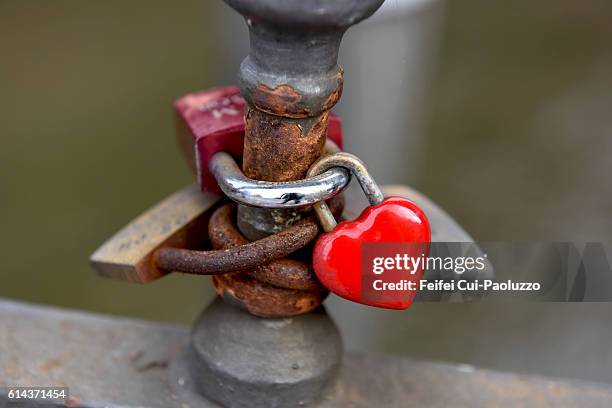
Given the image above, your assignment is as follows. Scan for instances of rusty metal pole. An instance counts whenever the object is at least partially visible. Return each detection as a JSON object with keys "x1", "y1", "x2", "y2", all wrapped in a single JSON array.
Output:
[
  {"x1": 226, "y1": 0, "x2": 385, "y2": 240},
  {"x1": 173, "y1": 2, "x2": 385, "y2": 407}
]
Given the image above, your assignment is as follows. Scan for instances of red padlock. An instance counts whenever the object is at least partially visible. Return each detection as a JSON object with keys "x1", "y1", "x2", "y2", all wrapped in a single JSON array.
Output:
[
  {"x1": 175, "y1": 86, "x2": 344, "y2": 193},
  {"x1": 307, "y1": 152, "x2": 431, "y2": 310}
]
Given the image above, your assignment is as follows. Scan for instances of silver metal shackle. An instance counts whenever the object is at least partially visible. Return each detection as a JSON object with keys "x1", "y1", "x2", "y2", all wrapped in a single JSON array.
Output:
[
  {"x1": 210, "y1": 140, "x2": 351, "y2": 208},
  {"x1": 307, "y1": 152, "x2": 384, "y2": 232}
]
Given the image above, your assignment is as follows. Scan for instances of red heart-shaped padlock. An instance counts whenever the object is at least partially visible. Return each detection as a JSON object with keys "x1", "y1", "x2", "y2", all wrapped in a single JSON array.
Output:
[{"x1": 313, "y1": 196, "x2": 431, "y2": 310}]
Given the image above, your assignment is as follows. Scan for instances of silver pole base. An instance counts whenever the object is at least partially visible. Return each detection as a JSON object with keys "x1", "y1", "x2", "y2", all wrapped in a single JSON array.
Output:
[{"x1": 173, "y1": 297, "x2": 343, "y2": 408}]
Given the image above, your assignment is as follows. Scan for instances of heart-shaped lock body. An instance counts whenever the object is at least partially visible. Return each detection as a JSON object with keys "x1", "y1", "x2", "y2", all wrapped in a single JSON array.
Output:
[{"x1": 313, "y1": 196, "x2": 431, "y2": 310}]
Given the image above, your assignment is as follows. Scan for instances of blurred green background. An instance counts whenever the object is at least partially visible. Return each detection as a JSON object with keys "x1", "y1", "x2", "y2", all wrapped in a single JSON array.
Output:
[{"x1": 1, "y1": 0, "x2": 612, "y2": 384}]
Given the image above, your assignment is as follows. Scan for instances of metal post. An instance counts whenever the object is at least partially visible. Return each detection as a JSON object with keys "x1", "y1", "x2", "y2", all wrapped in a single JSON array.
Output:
[
  {"x1": 226, "y1": 0, "x2": 384, "y2": 240},
  {"x1": 174, "y1": 1, "x2": 385, "y2": 407}
]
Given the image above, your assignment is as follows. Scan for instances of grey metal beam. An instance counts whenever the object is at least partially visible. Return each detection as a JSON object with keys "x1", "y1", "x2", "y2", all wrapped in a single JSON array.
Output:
[{"x1": 1, "y1": 299, "x2": 611, "y2": 407}]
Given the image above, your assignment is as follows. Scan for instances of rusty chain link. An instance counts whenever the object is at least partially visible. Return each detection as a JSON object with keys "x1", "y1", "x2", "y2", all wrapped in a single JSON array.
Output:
[{"x1": 154, "y1": 195, "x2": 344, "y2": 317}]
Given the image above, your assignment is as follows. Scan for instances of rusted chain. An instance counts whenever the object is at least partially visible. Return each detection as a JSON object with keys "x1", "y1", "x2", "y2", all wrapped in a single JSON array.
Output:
[
  {"x1": 208, "y1": 204, "x2": 325, "y2": 292},
  {"x1": 154, "y1": 195, "x2": 343, "y2": 317},
  {"x1": 151, "y1": 179, "x2": 343, "y2": 318},
  {"x1": 210, "y1": 196, "x2": 343, "y2": 317},
  {"x1": 213, "y1": 272, "x2": 326, "y2": 318},
  {"x1": 209, "y1": 204, "x2": 325, "y2": 317},
  {"x1": 251, "y1": 259, "x2": 321, "y2": 291},
  {"x1": 154, "y1": 217, "x2": 317, "y2": 275},
  {"x1": 153, "y1": 195, "x2": 344, "y2": 276}
]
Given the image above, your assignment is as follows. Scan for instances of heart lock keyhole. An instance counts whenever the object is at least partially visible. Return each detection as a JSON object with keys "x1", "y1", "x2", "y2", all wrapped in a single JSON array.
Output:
[{"x1": 307, "y1": 152, "x2": 432, "y2": 310}]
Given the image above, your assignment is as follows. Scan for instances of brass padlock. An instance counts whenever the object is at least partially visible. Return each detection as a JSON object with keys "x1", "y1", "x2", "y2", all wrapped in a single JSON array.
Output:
[{"x1": 90, "y1": 184, "x2": 220, "y2": 283}]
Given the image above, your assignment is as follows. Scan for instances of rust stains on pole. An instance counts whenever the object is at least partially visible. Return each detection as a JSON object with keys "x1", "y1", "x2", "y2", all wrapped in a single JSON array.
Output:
[{"x1": 243, "y1": 108, "x2": 332, "y2": 182}]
